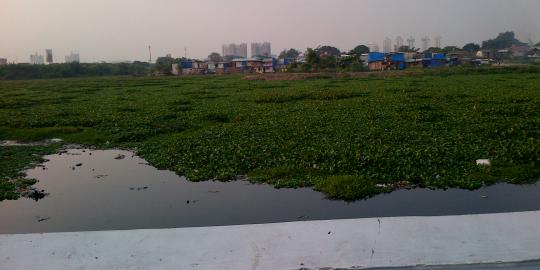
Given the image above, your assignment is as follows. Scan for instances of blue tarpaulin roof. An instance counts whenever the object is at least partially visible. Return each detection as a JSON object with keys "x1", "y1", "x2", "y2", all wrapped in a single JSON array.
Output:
[
  {"x1": 368, "y1": 52, "x2": 385, "y2": 63},
  {"x1": 180, "y1": 61, "x2": 193, "y2": 69},
  {"x1": 391, "y1": 53, "x2": 405, "y2": 62},
  {"x1": 433, "y1": 53, "x2": 446, "y2": 60}
]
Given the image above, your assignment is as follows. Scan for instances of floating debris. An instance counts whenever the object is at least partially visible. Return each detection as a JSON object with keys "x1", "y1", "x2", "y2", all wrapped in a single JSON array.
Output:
[
  {"x1": 114, "y1": 154, "x2": 126, "y2": 160},
  {"x1": 22, "y1": 188, "x2": 49, "y2": 201},
  {"x1": 50, "y1": 138, "x2": 63, "y2": 143},
  {"x1": 235, "y1": 175, "x2": 248, "y2": 181},
  {"x1": 129, "y1": 186, "x2": 149, "y2": 191},
  {"x1": 208, "y1": 190, "x2": 220, "y2": 193},
  {"x1": 94, "y1": 175, "x2": 108, "y2": 179},
  {"x1": 476, "y1": 159, "x2": 491, "y2": 166},
  {"x1": 75, "y1": 163, "x2": 83, "y2": 167},
  {"x1": 35, "y1": 216, "x2": 51, "y2": 222}
]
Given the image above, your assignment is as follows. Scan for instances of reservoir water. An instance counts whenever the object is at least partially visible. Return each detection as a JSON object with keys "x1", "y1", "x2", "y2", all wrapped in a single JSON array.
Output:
[{"x1": 1, "y1": 149, "x2": 539, "y2": 234}]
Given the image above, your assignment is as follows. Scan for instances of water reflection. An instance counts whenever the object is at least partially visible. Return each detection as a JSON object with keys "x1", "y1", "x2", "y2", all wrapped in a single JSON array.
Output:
[{"x1": 1, "y1": 149, "x2": 539, "y2": 234}]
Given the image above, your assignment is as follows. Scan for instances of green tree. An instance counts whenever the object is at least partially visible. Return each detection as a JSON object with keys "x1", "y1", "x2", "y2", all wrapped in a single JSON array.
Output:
[
  {"x1": 348, "y1": 45, "x2": 370, "y2": 56},
  {"x1": 316, "y1": 46, "x2": 341, "y2": 57},
  {"x1": 482, "y1": 31, "x2": 525, "y2": 50},
  {"x1": 303, "y1": 48, "x2": 321, "y2": 72},
  {"x1": 208, "y1": 52, "x2": 223, "y2": 62},
  {"x1": 278, "y1": 48, "x2": 301, "y2": 60},
  {"x1": 154, "y1": 56, "x2": 176, "y2": 75},
  {"x1": 338, "y1": 55, "x2": 365, "y2": 72},
  {"x1": 425, "y1": 47, "x2": 444, "y2": 53},
  {"x1": 397, "y1": 46, "x2": 419, "y2": 52},
  {"x1": 443, "y1": 46, "x2": 459, "y2": 53},
  {"x1": 462, "y1": 43, "x2": 481, "y2": 53}
]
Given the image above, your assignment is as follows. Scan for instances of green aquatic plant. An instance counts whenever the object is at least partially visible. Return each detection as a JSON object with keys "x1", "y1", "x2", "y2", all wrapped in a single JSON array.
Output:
[{"x1": 1, "y1": 69, "x2": 539, "y2": 200}]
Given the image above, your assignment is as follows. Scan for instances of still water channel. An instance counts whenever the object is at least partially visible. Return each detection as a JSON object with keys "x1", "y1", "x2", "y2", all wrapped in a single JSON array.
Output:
[{"x1": 1, "y1": 149, "x2": 539, "y2": 234}]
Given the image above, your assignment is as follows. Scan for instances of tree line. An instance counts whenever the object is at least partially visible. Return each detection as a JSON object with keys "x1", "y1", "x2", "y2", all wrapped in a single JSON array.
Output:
[
  {"x1": 1, "y1": 31, "x2": 534, "y2": 80},
  {"x1": 0, "y1": 62, "x2": 150, "y2": 80}
]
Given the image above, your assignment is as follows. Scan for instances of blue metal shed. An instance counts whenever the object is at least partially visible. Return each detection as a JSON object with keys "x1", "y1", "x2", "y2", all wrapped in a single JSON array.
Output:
[
  {"x1": 180, "y1": 61, "x2": 193, "y2": 69},
  {"x1": 391, "y1": 53, "x2": 405, "y2": 62},
  {"x1": 368, "y1": 52, "x2": 385, "y2": 63},
  {"x1": 433, "y1": 53, "x2": 446, "y2": 60}
]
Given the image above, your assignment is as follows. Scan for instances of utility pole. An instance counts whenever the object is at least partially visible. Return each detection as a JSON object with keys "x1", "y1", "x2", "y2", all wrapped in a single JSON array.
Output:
[
  {"x1": 148, "y1": 45, "x2": 152, "y2": 63},
  {"x1": 184, "y1": 47, "x2": 187, "y2": 59}
]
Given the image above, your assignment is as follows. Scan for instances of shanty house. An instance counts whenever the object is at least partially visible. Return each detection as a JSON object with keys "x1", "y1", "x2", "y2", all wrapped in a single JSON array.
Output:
[
  {"x1": 368, "y1": 52, "x2": 385, "y2": 71},
  {"x1": 247, "y1": 58, "x2": 263, "y2": 73},
  {"x1": 180, "y1": 61, "x2": 193, "y2": 75},
  {"x1": 192, "y1": 60, "x2": 208, "y2": 75},
  {"x1": 231, "y1": 58, "x2": 248, "y2": 73},
  {"x1": 207, "y1": 62, "x2": 217, "y2": 74},
  {"x1": 262, "y1": 58, "x2": 277, "y2": 73},
  {"x1": 390, "y1": 53, "x2": 406, "y2": 70}
]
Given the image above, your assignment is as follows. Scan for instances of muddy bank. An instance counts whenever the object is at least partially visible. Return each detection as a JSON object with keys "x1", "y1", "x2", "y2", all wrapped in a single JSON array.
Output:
[{"x1": 243, "y1": 70, "x2": 419, "y2": 81}]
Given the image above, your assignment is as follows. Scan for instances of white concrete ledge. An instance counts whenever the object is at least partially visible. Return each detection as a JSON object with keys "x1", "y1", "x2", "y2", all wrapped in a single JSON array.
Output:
[{"x1": 1, "y1": 211, "x2": 540, "y2": 270}]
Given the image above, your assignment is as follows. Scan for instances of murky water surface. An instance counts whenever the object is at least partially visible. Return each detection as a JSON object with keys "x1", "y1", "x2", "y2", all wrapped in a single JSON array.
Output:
[{"x1": 1, "y1": 149, "x2": 540, "y2": 234}]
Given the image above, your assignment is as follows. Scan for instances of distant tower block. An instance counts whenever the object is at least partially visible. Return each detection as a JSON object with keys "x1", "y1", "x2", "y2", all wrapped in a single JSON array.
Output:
[
  {"x1": 421, "y1": 36, "x2": 430, "y2": 51},
  {"x1": 395, "y1": 36, "x2": 404, "y2": 51},
  {"x1": 45, "y1": 49, "x2": 53, "y2": 64},
  {"x1": 407, "y1": 36, "x2": 415, "y2": 49},
  {"x1": 435, "y1": 35, "x2": 442, "y2": 48},
  {"x1": 367, "y1": 43, "x2": 380, "y2": 52},
  {"x1": 383, "y1": 37, "x2": 392, "y2": 53}
]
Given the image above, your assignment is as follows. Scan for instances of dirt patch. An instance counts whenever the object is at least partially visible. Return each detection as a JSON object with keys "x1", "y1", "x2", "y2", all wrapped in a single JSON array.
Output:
[{"x1": 243, "y1": 71, "x2": 421, "y2": 81}]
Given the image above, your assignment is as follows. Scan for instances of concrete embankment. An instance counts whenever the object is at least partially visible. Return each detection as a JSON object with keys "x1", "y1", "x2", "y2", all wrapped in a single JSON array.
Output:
[{"x1": 1, "y1": 211, "x2": 539, "y2": 270}]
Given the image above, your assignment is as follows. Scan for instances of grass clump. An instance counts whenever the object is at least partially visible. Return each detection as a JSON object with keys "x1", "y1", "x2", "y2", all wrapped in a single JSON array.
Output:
[
  {"x1": 0, "y1": 145, "x2": 57, "y2": 201},
  {"x1": 315, "y1": 175, "x2": 389, "y2": 201}
]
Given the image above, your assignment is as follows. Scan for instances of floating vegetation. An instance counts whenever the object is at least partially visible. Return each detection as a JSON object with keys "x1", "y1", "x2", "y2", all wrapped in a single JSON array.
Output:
[{"x1": 1, "y1": 71, "x2": 540, "y2": 200}]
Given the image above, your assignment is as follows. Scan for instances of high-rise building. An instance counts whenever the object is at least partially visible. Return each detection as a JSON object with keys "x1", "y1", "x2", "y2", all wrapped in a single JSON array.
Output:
[
  {"x1": 0, "y1": 58, "x2": 7, "y2": 65},
  {"x1": 367, "y1": 43, "x2": 380, "y2": 52},
  {"x1": 30, "y1": 53, "x2": 45, "y2": 64},
  {"x1": 434, "y1": 35, "x2": 442, "y2": 48},
  {"x1": 251, "y1": 42, "x2": 271, "y2": 57},
  {"x1": 65, "y1": 52, "x2": 80, "y2": 63},
  {"x1": 45, "y1": 49, "x2": 53, "y2": 63},
  {"x1": 394, "y1": 36, "x2": 404, "y2": 51},
  {"x1": 222, "y1": 43, "x2": 248, "y2": 58},
  {"x1": 383, "y1": 37, "x2": 392, "y2": 53},
  {"x1": 407, "y1": 36, "x2": 415, "y2": 49},
  {"x1": 421, "y1": 36, "x2": 430, "y2": 51}
]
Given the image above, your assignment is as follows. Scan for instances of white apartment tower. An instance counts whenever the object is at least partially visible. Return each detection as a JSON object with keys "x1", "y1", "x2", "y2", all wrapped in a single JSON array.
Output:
[
  {"x1": 251, "y1": 42, "x2": 271, "y2": 57},
  {"x1": 407, "y1": 36, "x2": 415, "y2": 49},
  {"x1": 367, "y1": 44, "x2": 380, "y2": 52},
  {"x1": 421, "y1": 36, "x2": 431, "y2": 51},
  {"x1": 434, "y1": 35, "x2": 442, "y2": 48},
  {"x1": 30, "y1": 53, "x2": 45, "y2": 64},
  {"x1": 65, "y1": 52, "x2": 80, "y2": 63},
  {"x1": 394, "y1": 36, "x2": 404, "y2": 51},
  {"x1": 383, "y1": 37, "x2": 393, "y2": 53},
  {"x1": 222, "y1": 43, "x2": 248, "y2": 58}
]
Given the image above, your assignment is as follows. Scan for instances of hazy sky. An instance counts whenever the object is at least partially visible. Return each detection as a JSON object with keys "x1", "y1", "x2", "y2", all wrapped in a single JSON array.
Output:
[{"x1": 1, "y1": 0, "x2": 539, "y2": 63}]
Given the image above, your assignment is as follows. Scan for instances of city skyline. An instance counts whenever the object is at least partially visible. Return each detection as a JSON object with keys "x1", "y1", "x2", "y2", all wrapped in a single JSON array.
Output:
[{"x1": 1, "y1": 0, "x2": 540, "y2": 62}]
